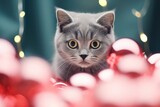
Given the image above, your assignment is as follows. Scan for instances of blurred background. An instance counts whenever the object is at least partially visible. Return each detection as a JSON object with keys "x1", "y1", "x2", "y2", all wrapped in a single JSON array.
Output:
[{"x1": 0, "y1": 0, "x2": 159, "y2": 62}]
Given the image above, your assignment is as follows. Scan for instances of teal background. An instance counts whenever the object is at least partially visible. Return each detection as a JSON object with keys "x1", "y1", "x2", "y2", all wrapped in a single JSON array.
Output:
[{"x1": 0, "y1": 0, "x2": 159, "y2": 62}]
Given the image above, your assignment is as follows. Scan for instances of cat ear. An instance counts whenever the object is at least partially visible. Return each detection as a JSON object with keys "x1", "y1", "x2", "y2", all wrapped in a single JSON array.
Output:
[
  {"x1": 96, "y1": 11, "x2": 115, "y2": 28},
  {"x1": 56, "y1": 8, "x2": 73, "y2": 32}
]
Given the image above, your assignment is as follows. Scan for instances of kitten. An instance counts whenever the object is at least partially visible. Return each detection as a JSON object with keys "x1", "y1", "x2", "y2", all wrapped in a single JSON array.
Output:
[{"x1": 53, "y1": 8, "x2": 115, "y2": 81}]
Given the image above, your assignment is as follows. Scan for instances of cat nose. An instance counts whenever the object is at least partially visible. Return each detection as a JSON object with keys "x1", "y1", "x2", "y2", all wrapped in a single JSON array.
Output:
[{"x1": 80, "y1": 54, "x2": 88, "y2": 60}]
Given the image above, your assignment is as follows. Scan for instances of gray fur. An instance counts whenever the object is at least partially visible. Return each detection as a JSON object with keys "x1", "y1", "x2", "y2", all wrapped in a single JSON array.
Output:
[{"x1": 52, "y1": 8, "x2": 115, "y2": 81}]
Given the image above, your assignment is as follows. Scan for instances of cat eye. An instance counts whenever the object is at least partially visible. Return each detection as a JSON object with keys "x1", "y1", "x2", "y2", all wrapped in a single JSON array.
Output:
[
  {"x1": 68, "y1": 39, "x2": 78, "y2": 49},
  {"x1": 90, "y1": 40, "x2": 101, "y2": 49}
]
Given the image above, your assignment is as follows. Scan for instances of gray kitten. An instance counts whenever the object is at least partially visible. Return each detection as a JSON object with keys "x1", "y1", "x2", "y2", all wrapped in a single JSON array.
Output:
[{"x1": 53, "y1": 8, "x2": 115, "y2": 81}]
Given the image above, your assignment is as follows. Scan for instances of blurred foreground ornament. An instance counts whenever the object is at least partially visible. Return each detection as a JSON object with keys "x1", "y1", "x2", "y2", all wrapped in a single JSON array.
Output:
[
  {"x1": 107, "y1": 38, "x2": 142, "y2": 69},
  {"x1": 150, "y1": 54, "x2": 160, "y2": 83},
  {"x1": 20, "y1": 57, "x2": 52, "y2": 85},
  {"x1": 117, "y1": 54, "x2": 152, "y2": 78},
  {"x1": 0, "y1": 39, "x2": 20, "y2": 78},
  {"x1": 33, "y1": 91, "x2": 68, "y2": 107},
  {"x1": 109, "y1": 38, "x2": 142, "y2": 55},
  {"x1": 107, "y1": 38, "x2": 153, "y2": 78},
  {"x1": 95, "y1": 76, "x2": 137, "y2": 106},
  {"x1": 59, "y1": 87, "x2": 83, "y2": 105},
  {"x1": 148, "y1": 53, "x2": 160, "y2": 65},
  {"x1": 0, "y1": 38, "x2": 160, "y2": 106},
  {"x1": 0, "y1": 39, "x2": 16, "y2": 57},
  {"x1": 70, "y1": 73, "x2": 96, "y2": 89},
  {"x1": 98, "y1": 69, "x2": 115, "y2": 82}
]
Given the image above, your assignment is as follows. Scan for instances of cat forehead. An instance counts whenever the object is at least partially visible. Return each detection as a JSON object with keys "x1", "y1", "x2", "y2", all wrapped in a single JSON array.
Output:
[
  {"x1": 62, "y1": 12, "x2": 105, "y2": 31},
  {"x1": 70, "y1": 12, "x2": 98, "y2": 19},
  {"x1": 63, "y1": 23, "x2": 108, "y2": 36},
  {"x1": 65, "y1": 11, "x2": 103, "y2": 24},
  {"x1": 62, "y1": 10, "x2": 114, "y2": 27}
]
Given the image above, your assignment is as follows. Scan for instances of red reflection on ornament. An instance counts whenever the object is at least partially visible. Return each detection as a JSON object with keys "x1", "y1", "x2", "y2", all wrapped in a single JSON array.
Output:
[
  {"x1": 107, "y1": 53, "x2": 117, "y2": 68},
  {"x1": 16, "y1": 80, "x2": 42, "y2": 100},
  {"x1": 0, "y1": 73, "x2": 18, "y2": 96},
  {"x1": 3, "y1": 95, "x2": 17, "y2": 107},
  {"x1": 14, "y1": 94, "x2": 29, "y2": 107}
]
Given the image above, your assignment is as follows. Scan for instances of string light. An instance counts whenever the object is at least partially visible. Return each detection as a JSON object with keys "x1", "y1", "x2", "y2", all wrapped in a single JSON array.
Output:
[
  {"x1": 14, "y1": 35, "x2": 21, "y2": 43},
  {"x1": 19, "y1": 11, "x2": 25, "y2": 18},
  {"x1": 19, "y1": 51, "x2": 25, "y2": 58},
  {"x1": 134, "y1": 11, "x2": 142, "y2": 18},
  {"x1": 140, "y1": 33, "x2": 148, "y2": 43},
  {"x1": 14, "y1": 0, "x2": 25, "y2": 58},
  {"x1": 132, "y1": 0, "x2": 150, "y2": 55},
  {"x1": 99, "y1": 0, "x2": 107, "y2": 7}
]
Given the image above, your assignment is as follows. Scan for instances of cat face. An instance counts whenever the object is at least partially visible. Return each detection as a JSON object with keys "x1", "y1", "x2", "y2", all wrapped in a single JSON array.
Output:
[{"x1": 54, "y1": 8, "x2": 115, "y2": 68}]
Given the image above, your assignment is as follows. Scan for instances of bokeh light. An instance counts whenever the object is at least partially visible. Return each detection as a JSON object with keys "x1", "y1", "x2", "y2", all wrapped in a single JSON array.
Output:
[
  {"x1": 135, "y1": 11, "x2": 142, "y2": 18},
  {"x1": 14, "y1": 35, "x2": 21, "y2": 43},
  {"x1": 19, "y1": 11, "x2": 25, "y2": 18},
  {"x1": 19, "y1": 51, "x2": 25, "y2": 58},
  {"x1": 140, "y1": 33, "x2": 148, "y2": 43},
  {"x1": 98, "y1": 0, "x2": 107, "y2": 7}
]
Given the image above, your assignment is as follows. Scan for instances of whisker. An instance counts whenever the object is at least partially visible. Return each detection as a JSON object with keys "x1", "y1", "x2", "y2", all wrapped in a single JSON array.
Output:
[
  {"x1": 65, "y1": 63, "x2": 73, "y2": 80},
  {"x1": 98, "y1": 62, "x2": 107, "y2": 70},
  {"x1": 56, "y1": 61, "x2": 66, "y2": 71}
]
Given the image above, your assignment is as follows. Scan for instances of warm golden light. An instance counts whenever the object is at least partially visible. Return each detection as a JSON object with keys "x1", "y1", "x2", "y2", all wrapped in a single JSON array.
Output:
[
  {"x1": 19, "y1": 11, "x2": 25, "y2": 17},
  {"x1": 140, "y1": 33, "x2": 148, "y2": 43},
  {"x1": 14, "y1": 35, "x2": 21, "y2": 43},
  {"x1": 19, "y1": 51, "x2": 25, "y2": 58},
  {"x1": 99, "y1": 0, "x2": 107, "y2": 7},
  {"x1": 135, "y1": 11, "x2": 141, "y2": 18}
]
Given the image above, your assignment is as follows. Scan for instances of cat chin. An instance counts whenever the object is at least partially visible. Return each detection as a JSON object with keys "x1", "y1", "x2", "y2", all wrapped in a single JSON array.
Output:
[
  {"x1": 79, "y1": 65, "x2": 90, "y2": 68},
  {"x1": 76, "y1": 63, "x2": 92, "y2": 68}
]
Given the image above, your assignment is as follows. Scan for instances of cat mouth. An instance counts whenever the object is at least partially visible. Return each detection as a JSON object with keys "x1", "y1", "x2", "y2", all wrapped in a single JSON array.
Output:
[{"x1": 79, "y1": 61, "x2": 90, "y2": 65}]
